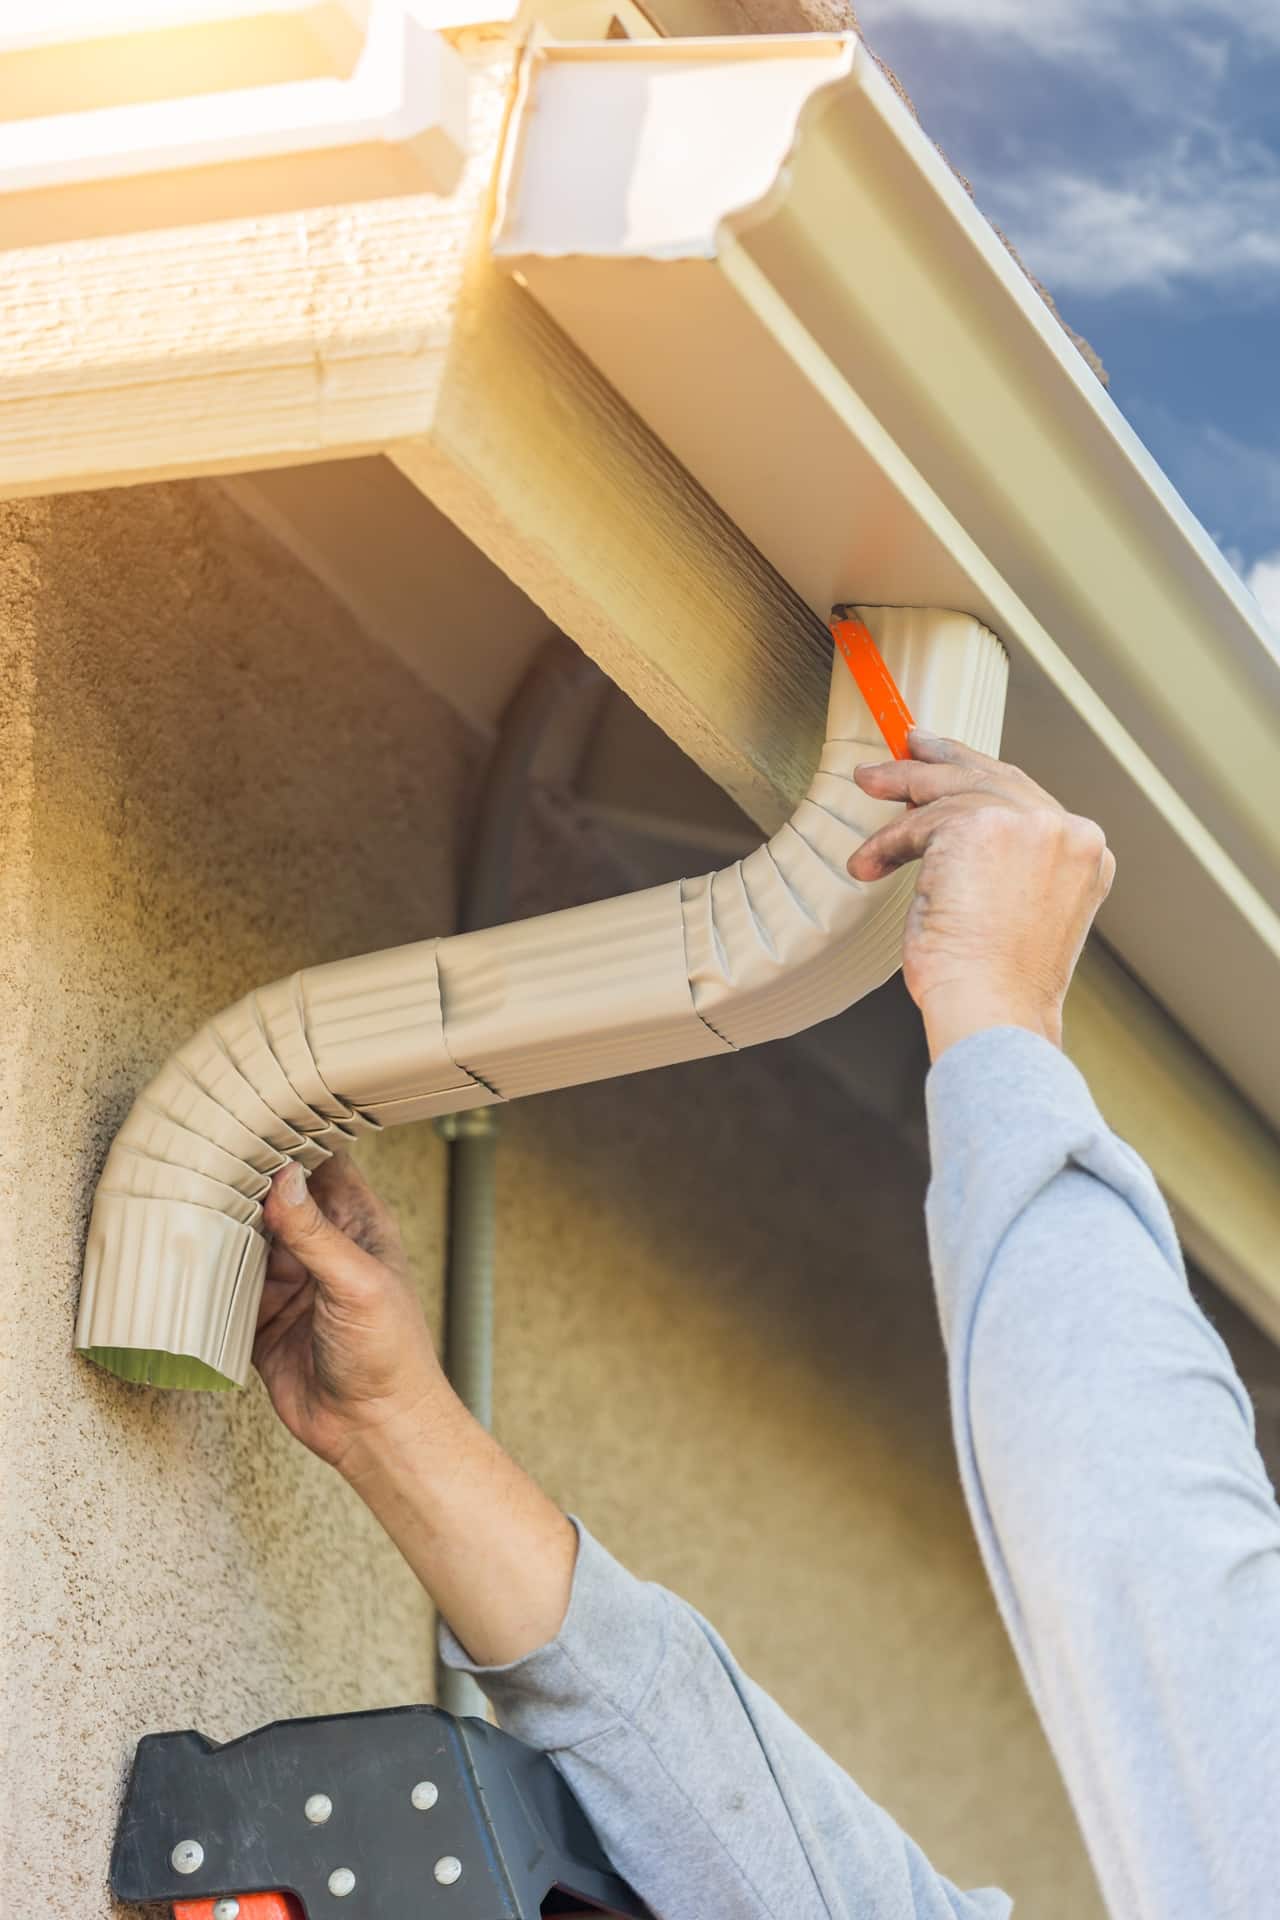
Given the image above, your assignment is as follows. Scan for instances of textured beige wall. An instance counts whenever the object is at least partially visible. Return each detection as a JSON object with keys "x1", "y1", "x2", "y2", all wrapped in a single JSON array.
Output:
[{"x1": 1, "y1": 481, "x2": 1103, "y2": 1915}]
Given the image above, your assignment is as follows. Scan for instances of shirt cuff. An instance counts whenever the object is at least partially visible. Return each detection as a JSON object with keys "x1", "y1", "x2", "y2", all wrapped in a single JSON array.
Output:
[
  {"x1": 925, "y1": 1026, "x2": 1104, "y2": 1173},
  {"x1": 436, "y1": 1518, "x2": 671, "y2": 1751}
]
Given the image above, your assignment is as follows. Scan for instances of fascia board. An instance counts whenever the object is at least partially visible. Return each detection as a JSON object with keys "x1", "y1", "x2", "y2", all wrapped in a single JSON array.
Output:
[
  {"x1": 492, "y1": 33, "x2": 1280, "y2": 1131},
  {"x1": 1068, "y1": 942, "x2": 1280, "y2": 1349}
]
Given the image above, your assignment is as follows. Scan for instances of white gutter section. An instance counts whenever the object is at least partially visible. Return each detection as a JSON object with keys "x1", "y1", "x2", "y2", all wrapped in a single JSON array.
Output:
[
  {"x1": 76, "y1": 608, "x2": 1006, "y2": 1389},
  {"x1": 0, "y1": 2, "x2": 466, "y2": 198},
  {"x1": 491, "y1": 33, "x2": 1280, "y2": 1133}
]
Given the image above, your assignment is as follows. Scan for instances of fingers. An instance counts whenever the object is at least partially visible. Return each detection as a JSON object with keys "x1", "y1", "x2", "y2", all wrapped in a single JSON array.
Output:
[
  {"x1": 307, "y1": 1149, "x2": 368, "y2": 1208},
  {"x1": 855, "y1": 757, "x2": 989, "y2": 808},
  {"x1": 852, "y1": 790, "x2": 1114, "y2": 891},
  {"x1": 849, "y1": 791, "x2": 995, "y2": 881},
  {"x1": 905, "y1": 728, "x2": 1005, "y2": 771},
  {"x1": 256, "y1": 1264, "x2": 306, "y2": 1330},
  {"x1": 253, "y1": 1274, "x2": 316, "y2": 1368},
  {"x1": 854, "y1": 734, "x2": 1051, "y2": 810},
  {"x1": 265, "y1": 1229, "x2": 308, "y2": 1282},
  {"x1": 262, "y1": 1161, "x2": 394, "y2": 1304},
  {"x1": 305, "y1": 1151, "x2": 407, "y2": 1272}
]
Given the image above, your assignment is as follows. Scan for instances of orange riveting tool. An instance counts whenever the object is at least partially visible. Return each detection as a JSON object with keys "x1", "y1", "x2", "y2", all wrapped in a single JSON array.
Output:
[{"x1": 829, "y1": 606, "x2": 916, "y2": 760}]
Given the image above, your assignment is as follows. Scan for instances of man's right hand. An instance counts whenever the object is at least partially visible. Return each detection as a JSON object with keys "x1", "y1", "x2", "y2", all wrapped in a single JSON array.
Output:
[{"x1": 849, "y1": 730, "x2": 1115, "y2": 1061}]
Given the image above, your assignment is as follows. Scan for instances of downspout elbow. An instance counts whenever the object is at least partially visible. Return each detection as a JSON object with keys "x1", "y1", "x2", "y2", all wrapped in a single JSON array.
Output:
[{"x1": 76, "y1": 606, "x2": 1006, "y2": 1389}]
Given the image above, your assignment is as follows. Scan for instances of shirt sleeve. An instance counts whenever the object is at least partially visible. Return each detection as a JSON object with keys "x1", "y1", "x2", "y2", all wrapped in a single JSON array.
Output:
[
  {"x1": 926, "y1": 1024, "x2": 1280, "y2": 1920},
  {"x1": 440, "y1": 1523, "x2": 1010, "y2": 1920}
]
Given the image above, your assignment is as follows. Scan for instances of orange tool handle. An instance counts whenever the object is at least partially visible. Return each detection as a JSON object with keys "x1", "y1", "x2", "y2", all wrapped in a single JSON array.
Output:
[
  {"x1": 175, "y1": 1897, "x2": 301, "y2": 1920},
  {"x1": 829, "y1": 609, "x2": 916, "y2": 760}
]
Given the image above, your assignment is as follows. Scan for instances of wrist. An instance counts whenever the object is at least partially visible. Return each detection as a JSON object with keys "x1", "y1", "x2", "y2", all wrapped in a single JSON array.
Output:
[
  {"x1": 920, "y1": 982, "x2": 1062, "y2": 1062},
  {"x1": 333, "y1": 1387, "x2": 578, "y2": 1669},
  {"x1": 334, "y1": 1382, "x2": 472, "y2": 1501}
]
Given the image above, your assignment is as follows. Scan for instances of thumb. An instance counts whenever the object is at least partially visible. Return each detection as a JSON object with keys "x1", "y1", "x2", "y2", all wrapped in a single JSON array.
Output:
[{"x1": 263, "y1": 1163, "x2": 384, "y2": 1302}]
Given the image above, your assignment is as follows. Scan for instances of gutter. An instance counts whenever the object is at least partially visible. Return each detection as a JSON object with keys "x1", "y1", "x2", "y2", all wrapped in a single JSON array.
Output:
[
  {"x1": 76, "y1": 607, "x2": 1005, "y2": 1389},
  {"x1": 0, "y1": 3, "x2": 468, "y2": 200},
  {"x1": 490, "y1": 32, "x2": 1280, "y2": 1133}
]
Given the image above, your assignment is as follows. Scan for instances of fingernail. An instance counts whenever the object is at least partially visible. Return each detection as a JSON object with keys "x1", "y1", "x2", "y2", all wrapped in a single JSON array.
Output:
[
  {"x1": 910, "y1": 726, "x2": 939, "y2": 741},
  {"x1": 274, "y1": 1163, "x2": 307, "y2": 1206}
]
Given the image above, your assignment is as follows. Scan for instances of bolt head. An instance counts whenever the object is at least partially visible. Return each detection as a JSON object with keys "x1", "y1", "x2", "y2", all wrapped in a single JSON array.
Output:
[
  {"x1": 304, "y1": 1792, "x2": 333, "y2": 1825},
  {"x1": 213, "y1": 1902, "x2": 240, "y2": 1920},
  {"x1": 410, "y1": 1779, "x2": 439, "y2": 1811},
  {"x1": 434, "y1": 1856, "x2": 463, "y2": 1886},
  {"x1": 171, "y1": 1839, "x2": 205, "y2": 1875},
  {"x1": 328, "y1": 1867, "x2": 356, "y2": 1898}
]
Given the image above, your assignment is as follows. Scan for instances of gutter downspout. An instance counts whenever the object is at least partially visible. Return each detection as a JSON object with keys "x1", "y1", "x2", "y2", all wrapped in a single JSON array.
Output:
[
  {"x1": 75, "y1": 605, "x2": 1007, "y2": 1392},
  {"x1": 435, "y1": 638, "x2": 599, "y2": 1715}
]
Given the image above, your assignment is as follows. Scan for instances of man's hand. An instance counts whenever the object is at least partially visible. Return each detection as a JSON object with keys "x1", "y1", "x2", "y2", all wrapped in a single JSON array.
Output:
[
  {"x1": 849, "y1": 730, "x2": 1115, "y2": 1061},
  {"x1": 257, "y1": 1154, "x2": 446, "y2": 1477},
  {"x1": 256, "y1": 1152, "x2": 576, "y2": 1667}
]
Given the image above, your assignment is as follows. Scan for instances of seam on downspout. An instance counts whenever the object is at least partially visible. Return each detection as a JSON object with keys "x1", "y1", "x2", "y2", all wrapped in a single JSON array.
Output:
[
  {"x1": 75, "y1": 606, "x2": 1007, "y2": 1390},
  {"x1": 675, "y1": 891, "x2": 739, "y2": 1059}
]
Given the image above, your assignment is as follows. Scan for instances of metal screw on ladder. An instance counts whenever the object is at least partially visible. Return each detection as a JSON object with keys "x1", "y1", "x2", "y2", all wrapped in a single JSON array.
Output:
[
  {"x1": 304, "y1": 1793, "x2": 333, "y2": 1824},
  {"x1": 328, "y1": 1868, "x2": 356, "y2": 1898},
  {"x1": 411, "y1": 1780, "x2": 439, "y2": 1810},
  {"x1": 212, "y1": 1901, "x2": 240, "y2": 1919},
  {"x1": 434, "y1": 1856, "x2": 463, "y2": 1886},
  {"x1": 171, "y1": 1839, "x2": 205, "y2": 1874}
]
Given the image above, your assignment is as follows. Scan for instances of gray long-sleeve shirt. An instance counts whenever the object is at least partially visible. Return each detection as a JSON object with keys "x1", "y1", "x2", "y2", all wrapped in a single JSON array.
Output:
[{"x1": 441, "y1": 1027, "x2": 1280, "y2": 1918}]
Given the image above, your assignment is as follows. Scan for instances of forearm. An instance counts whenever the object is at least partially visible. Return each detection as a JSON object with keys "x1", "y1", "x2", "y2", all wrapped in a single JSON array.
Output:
[
  {"x1": 340, "y1": 1377, "x2": 1009, "y2": 1918},
  {"x1": 339, "y1": 1388, "x2": 576, "y2": 1668},
  {"x1": 440, "y1": 1523, "x2": 1009, "y2": 1920},
  {"x1": 928, "y1": 1027, "x2": 1280, "y2": 1918}
]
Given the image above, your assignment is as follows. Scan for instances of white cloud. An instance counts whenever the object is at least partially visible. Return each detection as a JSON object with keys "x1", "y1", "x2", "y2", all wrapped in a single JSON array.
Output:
[
  {"x1": 1246, "y1": 554, "x2": 1280, "y2": 639},
  {"x1": 981, "y1": 135, "x2": 1280, "y2": 295},
  {"x1": 859, "y1": 2, "x2": 1280, "y2": 590},
  {"x1": 1182, "y1": 29, "x2": 1233, "y2": 81},
  {"x1": 860, "y1": 0, "x2": 1280, "y2": 298}
]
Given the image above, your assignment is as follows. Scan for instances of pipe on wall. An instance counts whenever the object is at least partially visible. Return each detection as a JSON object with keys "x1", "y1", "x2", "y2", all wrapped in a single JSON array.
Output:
[
  {"x1": 438, "y1": 638, "x2": 601, "y2": 1418},
  {"x1": 435, "y1": 638, "x2": 600, "y2": 1716},
  {"x1": 76, "y1": 606, "x2": 1008, "y2": 1391}
]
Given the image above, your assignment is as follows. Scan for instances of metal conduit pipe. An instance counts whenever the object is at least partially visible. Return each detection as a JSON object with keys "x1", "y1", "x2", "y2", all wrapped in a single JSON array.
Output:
[{"x1": 435, "y1": 637, "x2": 602, "y2": 1714}]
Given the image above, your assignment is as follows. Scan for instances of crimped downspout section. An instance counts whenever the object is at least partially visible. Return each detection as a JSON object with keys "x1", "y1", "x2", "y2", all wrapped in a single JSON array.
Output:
[{"x1": 76, "y1": 607, "x2": 1007, "y2": 1389}]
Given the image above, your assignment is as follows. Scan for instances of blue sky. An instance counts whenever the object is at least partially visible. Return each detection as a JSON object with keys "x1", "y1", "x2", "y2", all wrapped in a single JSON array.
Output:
[{"x1": 859, "y1": 0, "x2": 1280, "y2": 635}]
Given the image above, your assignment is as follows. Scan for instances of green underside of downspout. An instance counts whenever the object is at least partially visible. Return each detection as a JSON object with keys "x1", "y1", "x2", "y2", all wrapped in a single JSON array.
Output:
[{"x1": 82, "y1": 1346, "x2": 239, "y2": 1391}]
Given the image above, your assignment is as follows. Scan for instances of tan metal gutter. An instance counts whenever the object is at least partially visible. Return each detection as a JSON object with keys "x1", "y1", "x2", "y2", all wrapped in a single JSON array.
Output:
[
  {"x1": 77, "y1": 611, "x2": 1006, "y2": 1387},
  {"x1": 491, "y1": 32, "x2": 1280, "y2": 1133}
]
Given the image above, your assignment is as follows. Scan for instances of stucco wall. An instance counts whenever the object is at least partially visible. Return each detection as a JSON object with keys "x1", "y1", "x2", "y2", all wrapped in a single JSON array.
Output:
[{"x1": 1, "y1": 481, "x2": 1103, "y2": 1915}]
